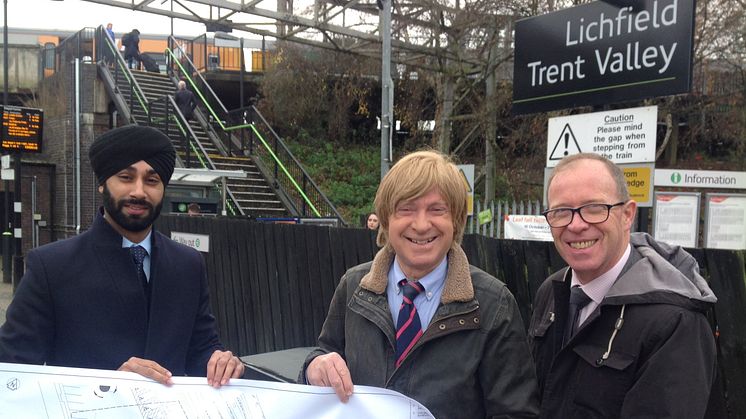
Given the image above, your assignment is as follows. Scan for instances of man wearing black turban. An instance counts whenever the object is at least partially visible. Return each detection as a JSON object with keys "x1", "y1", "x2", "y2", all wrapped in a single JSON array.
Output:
[{"x1": 0, "y1": 125, "x2": 244, "y2": 388}]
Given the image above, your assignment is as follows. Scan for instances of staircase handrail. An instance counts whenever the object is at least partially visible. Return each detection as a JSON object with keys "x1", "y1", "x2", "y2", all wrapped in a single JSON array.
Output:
[
  {"x1": 148, "y1": 94, "x2": 244, "y2": 216},
  {"x1": 164, "y1": 43, "x2": 346, "y2": 224},
  {"x1": 248, "y1": 106, "x2": 347, "y2": 223}
]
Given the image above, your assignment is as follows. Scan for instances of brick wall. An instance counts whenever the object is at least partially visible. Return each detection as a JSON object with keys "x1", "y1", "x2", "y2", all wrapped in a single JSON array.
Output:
[{"x1": 16, "y1": 61, "x2": 111, "y2": 252}]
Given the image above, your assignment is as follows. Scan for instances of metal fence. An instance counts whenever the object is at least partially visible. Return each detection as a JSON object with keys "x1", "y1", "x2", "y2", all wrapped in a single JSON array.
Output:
[{"x1": 466, "y1": 199, "x2": 543, "y2": 238}]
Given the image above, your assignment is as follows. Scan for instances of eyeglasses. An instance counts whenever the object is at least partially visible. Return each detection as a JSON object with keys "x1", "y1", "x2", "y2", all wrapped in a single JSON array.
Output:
[{"x1": 541, "y1": 202, "x2": 626, "y2": 228}]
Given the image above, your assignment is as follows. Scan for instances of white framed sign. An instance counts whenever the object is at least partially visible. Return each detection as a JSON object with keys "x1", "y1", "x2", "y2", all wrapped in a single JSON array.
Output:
[
  {"x1": 704, "y1": 194, "x2": 746, "y2": 250},
  {"x1": 652, "y1": 192, "x2": 700, "y2": 248},
  {"x1": 546, "y1": 106, "x2": 657, "y2": 167},
  {"x1": 171, "y1": 231, "x2": 210, "y2": 253},
  {"x1": 503, "y1": 215, "x2": 553, "y2": 242}
]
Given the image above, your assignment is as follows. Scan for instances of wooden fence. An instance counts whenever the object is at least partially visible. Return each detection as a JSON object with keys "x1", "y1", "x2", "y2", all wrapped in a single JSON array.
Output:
[{"x1": 155, "y1": 215, "x2": 745, "y2": 418}]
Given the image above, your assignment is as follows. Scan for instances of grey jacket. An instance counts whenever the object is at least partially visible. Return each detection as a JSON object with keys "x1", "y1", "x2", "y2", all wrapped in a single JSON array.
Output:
[
  {"x1": 529, "y1": 232, "x2": 717, "y2": 418},
  {"x1": 304, "y1": 244, "x2": 540, "y2": 418}
]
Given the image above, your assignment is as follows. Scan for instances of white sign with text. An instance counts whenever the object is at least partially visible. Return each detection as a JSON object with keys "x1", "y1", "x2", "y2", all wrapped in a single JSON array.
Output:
[
  {"x1": 171, "y1": 232, "x2": 210, "y2": 253},
  {"x1": 547, "y1": 106, "x2": 657, "y2": 167},
  {"x1": 704, "y1": 194, "x2": 746, "y2": 250}
]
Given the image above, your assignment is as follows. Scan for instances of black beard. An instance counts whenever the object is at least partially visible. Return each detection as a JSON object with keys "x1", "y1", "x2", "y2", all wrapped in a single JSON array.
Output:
[{"x1": 102, "y1": 185, "x2": 163, "y2": 233}]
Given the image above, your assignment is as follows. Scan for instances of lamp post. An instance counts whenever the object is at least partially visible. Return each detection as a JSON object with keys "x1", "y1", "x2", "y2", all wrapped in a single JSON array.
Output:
[{"x1": 2, "y1": 0, "x2": 11, "y2": 284}]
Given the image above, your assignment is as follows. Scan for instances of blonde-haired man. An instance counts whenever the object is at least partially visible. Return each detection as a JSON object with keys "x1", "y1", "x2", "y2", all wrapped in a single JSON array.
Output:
[{"x1": 303, "y1": 150, "x2": 539, "y2": 418}]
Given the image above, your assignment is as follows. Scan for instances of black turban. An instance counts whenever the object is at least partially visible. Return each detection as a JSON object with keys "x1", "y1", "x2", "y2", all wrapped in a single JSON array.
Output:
[{"x1": 89, "y1": 125, "x2": 176, "y2": 186}]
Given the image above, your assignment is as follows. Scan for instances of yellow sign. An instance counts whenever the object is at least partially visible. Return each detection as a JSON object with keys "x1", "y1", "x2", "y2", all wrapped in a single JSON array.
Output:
[
  {"x1": 623, "y1": 166, "x2": 652, "y2": 206},
  {"x1": 457, "y1": 165, "x2": 475, "y2": 215}
]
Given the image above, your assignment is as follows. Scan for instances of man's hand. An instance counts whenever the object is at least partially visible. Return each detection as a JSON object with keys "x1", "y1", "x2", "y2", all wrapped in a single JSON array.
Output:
[
  {"x1": 118, "y1": 357, "x2": 173, "y2": 386},
  {"x1": 306, "y1": 352, "x2": 354, "y2": 403},
  {"x1": 206, "y1": 350, "x2": 245, "y2": 388}
]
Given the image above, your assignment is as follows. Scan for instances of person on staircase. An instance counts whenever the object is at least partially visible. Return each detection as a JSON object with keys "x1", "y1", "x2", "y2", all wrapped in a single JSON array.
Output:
[
  {"x1": 122, "y1": 28, "x2": 141, "y2": 70},
  {"x1": 175, "y1": 80, "x2": 197, "y2": 122}
]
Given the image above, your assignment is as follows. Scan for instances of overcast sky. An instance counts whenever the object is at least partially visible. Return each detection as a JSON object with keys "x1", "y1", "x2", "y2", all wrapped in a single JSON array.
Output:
[{"x1": 2, "y1": 0, "x2": 234, "y2": 37}]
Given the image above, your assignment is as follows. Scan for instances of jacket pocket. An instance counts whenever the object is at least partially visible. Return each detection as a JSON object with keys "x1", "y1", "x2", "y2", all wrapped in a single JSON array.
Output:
[
  {"x1": 574, "y1": 343, "x2": 635, "y2": 370},
  {"x1": 569, "y1": 343, "x2": 637, "y2": 416}
]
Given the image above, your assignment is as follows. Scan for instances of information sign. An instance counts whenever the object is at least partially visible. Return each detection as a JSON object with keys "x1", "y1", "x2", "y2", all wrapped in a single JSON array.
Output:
[
  {"x1": 1, "y1": 105, "x2": 44, "y2": 153},
  {"x1": 704, "y1": 194, "x2": 746, "y2": 250},
  {"x1": 652, "y1": 192, "x2": 700, "y2": 248},
  {"x1": 655, "y1": 169, "x2": 746, "y2": 189}
]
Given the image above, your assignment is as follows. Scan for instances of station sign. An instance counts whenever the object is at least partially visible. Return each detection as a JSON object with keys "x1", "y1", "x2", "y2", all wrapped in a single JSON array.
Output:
[
  {"x1": 547, "y1": 106, "x2": 657, "y2": 167},
  {"x1": 513, "y1": 0, "x2": 695, "y2": 114},
  {"x1": 1, "y1": 105, "x2": 44, "y2": 153}
]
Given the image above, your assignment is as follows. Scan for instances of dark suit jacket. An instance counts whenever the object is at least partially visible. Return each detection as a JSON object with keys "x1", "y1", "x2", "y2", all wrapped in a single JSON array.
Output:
[
  {"x1": 174, "y1": 89, "x2": 196, "y2": 120},
  {"x1": 0, "y1": 210, "x2": 223, "y2": 376}
]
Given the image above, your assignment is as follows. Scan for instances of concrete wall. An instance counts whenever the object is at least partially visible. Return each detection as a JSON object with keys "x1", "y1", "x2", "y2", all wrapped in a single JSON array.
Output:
[{"x1": 0, "y1": 44, "x2": 42, "y2": 93}]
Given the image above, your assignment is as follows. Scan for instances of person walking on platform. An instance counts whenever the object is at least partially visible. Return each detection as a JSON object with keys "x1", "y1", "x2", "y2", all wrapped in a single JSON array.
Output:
[{"x1": 0, "y1": 125, "x2": 244, "y2": 388}]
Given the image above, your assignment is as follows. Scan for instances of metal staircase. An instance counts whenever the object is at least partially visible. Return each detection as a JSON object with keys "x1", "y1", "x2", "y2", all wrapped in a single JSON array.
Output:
[
  {"x1": 89, "y1": 26, "x2": 345, "y2": 223},
  {"x1": 126, "y1": 70, "x2": 288, "y2": 216},
  {"x1": 95, "y1": 27, "x2": 288, "y2": 217}
]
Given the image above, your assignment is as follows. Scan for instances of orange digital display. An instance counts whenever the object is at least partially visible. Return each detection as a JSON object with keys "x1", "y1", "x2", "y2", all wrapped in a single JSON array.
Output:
[{"x1": 1, "y1": 105, "x2": 43, "y2": 153}]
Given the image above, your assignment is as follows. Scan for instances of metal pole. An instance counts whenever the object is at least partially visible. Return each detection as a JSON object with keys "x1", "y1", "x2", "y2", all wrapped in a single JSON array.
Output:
[
  {"x1": 239, "y1": 37, "x2": 245, "y2": 154},
  {"x1": 379, "y1": 0, "x2": 393, "y2": 180},
  {"x1": 2, "y1": 0, "x2": 12, "y2": 284},
  {"x1": 2, "y1": 0, "x2": 7, "y2": 106},
  {"x1": 74, "y1": 58, "x2": 81, "y2": 235},
  {"x1": 239, "y1": 38, "x2": 244, "y2": 110},
  {"x1": 31, "y1": 176, "x2": 36, "y2": 248},
  {"x1": 221, "y1": 177, "x2": 227, "y2": 216},
  {"x1": 12, "y1": 151, "x2": 21, "y2": 285}
]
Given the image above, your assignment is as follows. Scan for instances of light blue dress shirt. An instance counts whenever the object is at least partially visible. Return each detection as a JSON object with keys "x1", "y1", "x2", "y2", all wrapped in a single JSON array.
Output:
[
  {"x1": 387, "y1": 256, "x2": 447, "y2": 330},
  {"x1": 122, "y1": 230, "x2": 153, "y2": 282}
]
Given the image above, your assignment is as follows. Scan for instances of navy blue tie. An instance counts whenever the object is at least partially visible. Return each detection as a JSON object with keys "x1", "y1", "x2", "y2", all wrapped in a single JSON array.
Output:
[
  {"x1": 564, "y1": 286, "x2": 592, "y2": 345},
  {"x1": 130, "y1": 245, "x2": 149, "y2": 305},
  {"x1": 395, "y1": 279, "x2": 425, "y2": 367}
]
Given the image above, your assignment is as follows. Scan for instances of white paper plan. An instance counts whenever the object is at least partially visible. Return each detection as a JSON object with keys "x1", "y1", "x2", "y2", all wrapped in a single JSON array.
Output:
[{"x1": 0, "y1": 362, "x2": 434, "y2": 418}]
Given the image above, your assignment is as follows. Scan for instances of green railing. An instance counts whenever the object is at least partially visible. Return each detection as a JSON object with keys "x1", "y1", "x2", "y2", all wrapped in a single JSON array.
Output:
[
  {"x1": 93, "y1": 26, "x2": 240, "y2": 216},
  {"x1": 165, "y1": 39, "x2": 346, "y2": 224}
]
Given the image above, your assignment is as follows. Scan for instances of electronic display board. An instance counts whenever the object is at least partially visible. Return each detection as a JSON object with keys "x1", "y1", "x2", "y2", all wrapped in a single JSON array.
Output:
[{"x1": 1, "y1": 105, "x2": 44, "y2": 153}]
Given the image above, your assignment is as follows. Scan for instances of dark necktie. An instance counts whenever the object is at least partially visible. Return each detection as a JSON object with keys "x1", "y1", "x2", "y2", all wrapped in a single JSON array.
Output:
[
  {"x1": 130, "y1": 245, "x2": 150, "y2": 305},
  {"x1": 395, "y1": 279, "x2": 425, "y2": 367},
  {"x1": 564, "y1": 285, "x2": 592, "y2": 345}
]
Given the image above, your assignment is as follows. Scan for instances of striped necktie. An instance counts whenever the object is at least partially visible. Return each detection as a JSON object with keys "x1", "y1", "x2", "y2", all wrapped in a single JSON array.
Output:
[{"x1": 395, "y1": 279, "x2": 425, "y2": 367}]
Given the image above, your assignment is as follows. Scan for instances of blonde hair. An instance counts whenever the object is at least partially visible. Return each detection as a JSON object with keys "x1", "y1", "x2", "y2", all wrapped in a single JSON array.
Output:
[{"x1": 374, "y1": 150, "x2": 468, "y2": 247}]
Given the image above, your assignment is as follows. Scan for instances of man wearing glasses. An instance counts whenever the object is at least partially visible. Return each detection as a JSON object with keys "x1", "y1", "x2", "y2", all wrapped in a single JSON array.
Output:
[{"x1": 529, "y1": 153, "x2": 717, "y2": 418}]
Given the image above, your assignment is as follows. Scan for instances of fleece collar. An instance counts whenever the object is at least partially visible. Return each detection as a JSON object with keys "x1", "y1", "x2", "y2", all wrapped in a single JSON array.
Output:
[{"x1": 360, "y1": 243, "x2": 474, "y2": 304}]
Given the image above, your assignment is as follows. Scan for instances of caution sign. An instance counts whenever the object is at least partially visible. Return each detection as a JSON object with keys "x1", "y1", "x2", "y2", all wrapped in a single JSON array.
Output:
[
  {"x1": 547, "y1": 106, "x2": 656, "y2": 167},
  {"x1": 457, "y1": 164, "x2": 475, "y2": 216},
  {"x1": 548, "y1": 124, "x2": 582, "y2": 161}
]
